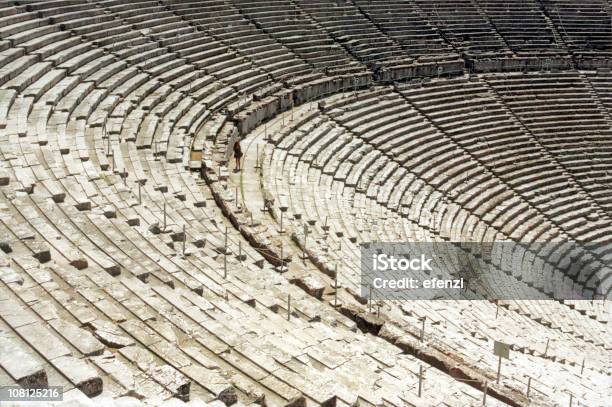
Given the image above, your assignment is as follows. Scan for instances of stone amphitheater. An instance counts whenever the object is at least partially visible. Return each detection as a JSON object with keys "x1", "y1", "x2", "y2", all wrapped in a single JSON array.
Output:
[{"x1": 0, "y1": 0, "x2": 611, "y2": 406}]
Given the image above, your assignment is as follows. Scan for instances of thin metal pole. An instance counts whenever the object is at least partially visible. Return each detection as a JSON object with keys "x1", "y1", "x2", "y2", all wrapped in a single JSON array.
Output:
[
  {"x1": 418, "y1": 365, "x2": 423, "y2": 397},
  {"x1": 496, "y1": 354, "x2": 502, "y2": 384},
  {"x1": 303, "y1": 224, "x2": 308, "y2": 258},
  {"x1": 287, "y1": 294, "x2": 291, "y2": 320},
  {"x1": 544, "y1": 338, "x2": 550, "y2": 356},
  {"x1": 334, "y1": 264, "x2": 338, "y2": 306},
  {"x1": 526, "y1": 376, "x2": 531, "y2": 398},
  {"x1": 163, "y1": 202, "x2": 166, "y2": 230},
  {"x1": 421, "y1": 317, "x2": 426, "y2": 342},
  {"x1": 224, "y1": 226, "x2": 228, "y2": 252},
  {"x1": 482, "y1": 382, "x2": 488, "y2": 406},
  {"x1": 138, "y1": 181, "x2": 141, "y2": 205},
  {"x1": 182, "y1": 224, "x2": 186, "y2": 255},
  {"x1": 224, "y1": 252, "x2": 227, "y2": 279}
]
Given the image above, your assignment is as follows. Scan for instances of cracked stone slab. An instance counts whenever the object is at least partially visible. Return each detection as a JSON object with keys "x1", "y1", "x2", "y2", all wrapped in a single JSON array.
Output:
[{"x1": 87, "y1": 319, "x2": 134, "y2": 348}]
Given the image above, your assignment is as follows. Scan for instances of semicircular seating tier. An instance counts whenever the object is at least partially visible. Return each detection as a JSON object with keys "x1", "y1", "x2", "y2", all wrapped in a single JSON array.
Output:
[{"x1": 0, "y1": 1, "x2": 610, "y2": 407}]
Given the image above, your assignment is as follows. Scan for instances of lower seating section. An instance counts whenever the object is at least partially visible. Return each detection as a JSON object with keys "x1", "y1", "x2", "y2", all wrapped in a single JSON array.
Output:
[
  {"x1": 586, "y1": 69, "x2": 612, "y2": 112},
  {"x1": 208, "y1": 79, "x2": 611, "y2": 406},
  {"x1": 484, "y1": 71, "x2": 612, "y2": 214}
]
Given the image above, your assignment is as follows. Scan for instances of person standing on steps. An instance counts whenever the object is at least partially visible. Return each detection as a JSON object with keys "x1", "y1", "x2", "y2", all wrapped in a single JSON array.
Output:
[{"x1": 233, "y1": 139, "x2": 243, "y2": 172}]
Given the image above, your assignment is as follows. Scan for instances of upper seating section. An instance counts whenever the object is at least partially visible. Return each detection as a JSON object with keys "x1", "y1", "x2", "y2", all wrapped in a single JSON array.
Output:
[
  {"x1": 230, "y1": 0, "x2": 369, "y2": 76},
  {"x1": 541, "y1": 0, "x2": 612, "y2": 56},
  {"x1": 479, "y1": 0, "x2": 567, "y2": 56},
  {"x1": 293, "y1": 0, "x2": 415, "y2": 67},
  {"x1": 161, "y1": 0, "x2": 325, "y2": 86},
  {"x1": 413, "y1": 0, "x2": 511, "y2": 57},
  {"x1": 352, "y1": 0, "x2": 459, "y2": 61}
]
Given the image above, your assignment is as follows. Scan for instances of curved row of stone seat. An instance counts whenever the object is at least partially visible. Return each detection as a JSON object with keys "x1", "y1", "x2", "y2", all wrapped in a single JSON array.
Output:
[{"x1": 325, "y1": 82, "x2": 610, "y2": 303}]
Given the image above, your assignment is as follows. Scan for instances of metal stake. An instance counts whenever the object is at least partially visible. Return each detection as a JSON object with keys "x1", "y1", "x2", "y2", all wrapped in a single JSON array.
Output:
[
  {"x1": 482, "y1": 382, "x2": 488, "y2": 406},
  {"x1": 163, "y1": 202, "x2": 166, "y2": 231},
  {"x1": 287, "y1": 294, "x2": 291, "y2": 320},
  {"x1": 421, "y1": 317, "x2": 426, "y2": 342},
  {"x1": 526, "y1": 376, "x2": 531, "y2": 398},
  {"x1": 418, "y1": 365, "x2": 423, "y2": 397},
  {"x1": 496, "y1": 354, "x2": 502, "y2": 384},
  {"x1": 182, "y1": 224, "x2": 186, "y2": 255},
  {"x1": 223, "y1": 252, "x2": 227, "y2": 279},
  {"x1": 334, "y1": 264, "x2": 338, "y2": 306}
]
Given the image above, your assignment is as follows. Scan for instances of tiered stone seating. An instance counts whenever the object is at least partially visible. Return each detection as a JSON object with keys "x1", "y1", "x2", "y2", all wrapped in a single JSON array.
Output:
[
  {"x1": 586, "y1": 69, "x2": 612, "y2": 112},
  {"x1": 478, "y1": 0, "x2": 567, "y2": 56},
  {"x1": 162, "y1": 0, "x2": 325, "y2": 86},
  {"x1": 289, "y1": 0, "x2": 464, "y2": 80},
  {"x1": 541, "y1": 0, "x2": 612, "y2": 60},
  {"x1": 413, "y1": 0, "x2": 511, "y2": 57},
  {"x1": 0, "y1": 1, "x2": 611, "y2": 406},
  {"x1": 218, "y1": 84, "x2": 611, "y2": 406},
  {"x1": 397, "y1": 76, "x2": 612, "y2": 247},
  {"x1": 352, "y1": 0, "x2": 458, "y2": 60},
  {"x1": 230, "y1": 0, "x2": 368, "y2": 76},
  {"x1": 484, "y1": 71, "x2": 612, "y2": 214}
]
